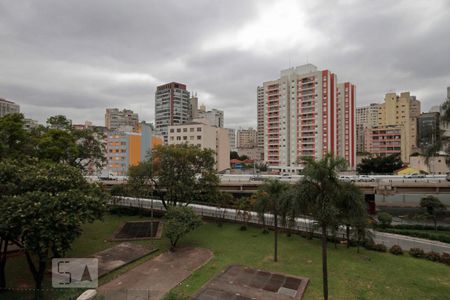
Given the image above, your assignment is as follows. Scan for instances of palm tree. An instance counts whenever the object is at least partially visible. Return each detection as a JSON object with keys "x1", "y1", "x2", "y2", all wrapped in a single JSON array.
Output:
[
  {"x1": 255, "y1": 179, "x2": 290, "y2": 262},
  {"x1": 336, "y1": 181, "x2": 367, "y2": 248},
  {"x1": 295, "y1": 153, "x2": 347, "y2": 300}
]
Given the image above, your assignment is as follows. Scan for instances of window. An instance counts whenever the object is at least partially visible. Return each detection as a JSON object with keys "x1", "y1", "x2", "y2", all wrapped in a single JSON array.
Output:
[
  {"x1": 183, "y1": 128, "x2": 187, "y2": 132},
  {"x1": 190, "y1": 128, "x2": 194, "y2": 132},
  {"x1": 197, "y1": 136, "x2": 201, "y2": 140},
  {"x1": 197, "y1": 127, "x2": 202, "y2": 132},
  {"x1": 177, "y1": 128, "x2": 181, "y2": 133},
  {"x1": 176, "y1": 136, "x2": 181, "y2": 141},
  {"x1": 170, "y1": 129, "x2": 174, "y2": 133},
  {"x1": 183, "y1": 136, "x2": 187, "y2": 140}
]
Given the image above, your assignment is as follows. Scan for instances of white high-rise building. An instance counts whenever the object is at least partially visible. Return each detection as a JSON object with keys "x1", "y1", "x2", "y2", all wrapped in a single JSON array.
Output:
[
  {"x1": 257, "y1": 86, "x2": 265, "y2": 148},
  {"x1": 356, "y1": 103, "x2": 381, "y2": 153},
  {"x1": 262, "y1": 64, "x2": 356, "y2": 169},
  {"x1": 0, "y1": 98, "x2": 20, "y2": 118},
  {"x1": 105, "y1": 108, "x2": 139, "y2": 131}
]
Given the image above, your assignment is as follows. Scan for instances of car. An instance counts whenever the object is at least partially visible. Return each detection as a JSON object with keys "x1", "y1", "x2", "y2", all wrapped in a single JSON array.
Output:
[
  {"x1": 403, "y1": 173, "x2": 425, "y2": 179},
  {"x1": 357, "y1": 175, "x2": 375, "y2": 182},
  {"x1": 339, "y1": 175, "x2": 354, "y2": 182},
  {"x1": 446, "y1": 172, "x2": 450, "y2": 182},
  {"x1": 279, "y1": 173, "x2": 292, "y2": 179}
]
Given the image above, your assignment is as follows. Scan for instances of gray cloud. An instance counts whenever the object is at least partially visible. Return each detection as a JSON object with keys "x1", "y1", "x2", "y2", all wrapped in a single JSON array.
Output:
[{"x1": 0, "y1": 0, "x2": 449, "y2": 128}]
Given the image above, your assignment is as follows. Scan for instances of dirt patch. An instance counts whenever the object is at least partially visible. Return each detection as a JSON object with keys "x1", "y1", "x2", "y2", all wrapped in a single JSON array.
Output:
[
  {"x1": 193, "y1": 265, "x2": 309, "y2": 300},
  {"x1": 98, "y1": 247, "x2": 213, "y2": 300},
  {"x1": 111, "y1": 220, "x2": 163, "y2": 241}
]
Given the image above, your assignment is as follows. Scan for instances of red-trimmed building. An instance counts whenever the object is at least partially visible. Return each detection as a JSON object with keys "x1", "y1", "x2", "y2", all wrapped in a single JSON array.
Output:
[{"x1": 261, "y1": 64, "x2": 356, "y2": 170}]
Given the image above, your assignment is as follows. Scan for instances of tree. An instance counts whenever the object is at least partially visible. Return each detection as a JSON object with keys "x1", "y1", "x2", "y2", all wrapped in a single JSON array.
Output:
[
  {"x1": 127, "y1": 159, "x2": 153, "y2": 198},
  {"x1": 164, "y1": 206, "x2": 202, "y2": 251},
  {"x1": 153, "y1": 144, "x2": 219, "y2": 208},
  {"x1": 235, "y1": 197, "x2": 253, "y2": 231},
  {"x1": 46, "y1": 115, "x2": 72, "y2": 130},
  {"x1": 0, "y1": 113, "x2": 34, "y2": 160},
  {"x1": 72, "y1": 129, "x2": 106, "y2": 173},
  {"x1": 230, "y1": 151, "x2": 240, "y2": 160},
  {"x1": 255, "y1": 179, "x2": 290, "y2": 262},
  {"x1": 37, "y1": 129, "x2": 79, "y2": 163},
  {"x1": 295, "y1": 153, "x2": 348, "y2": 300},
  {"x1": 377, "y1": 212, "x2": 393, "y2": 228},
  {"x1": 420, "y1": 196, "x2": 446, "y2": 231},
  {"x1": 0, "y1": 161, "x2": 106, "y2": 290},
  {"x1": 356, "y1": 154, "x2": 403, "y2": 175},
  {"x1": 336, "y1": 182, "x2": 367, "y2": 248}
]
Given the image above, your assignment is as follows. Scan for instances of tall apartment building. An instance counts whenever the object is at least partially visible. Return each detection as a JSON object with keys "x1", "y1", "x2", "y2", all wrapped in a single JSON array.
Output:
[
  {"x1": 237, "y1": 128, "x2": 257, "y2": 148},
  {"x1": 356, "y1": 103, "x2": 381, "y2": 153},
  {"x1": 168, "y1": 119, "x2": 230, "y2": 171},
  {"x1": 105, "y1": 108, "x2": 139, "y2": 131},
  {"x1": 257, "y1": 86, "x2": 265, "y2": 148},
  {"x1": 417, "y1": 112, "x2": 440, "y2": 151},
  {"x1": 377, "y1": 92, "x2": 421, "y2": 161},
  {"x1": 227, "y1": 128, "x2": 237, "y2": 151},
  {"x1": 0, "y1": 98, "x2": 20, "y2": 118},
  {"x1": 105, "y1": 122, "x2": 153, "y2": 176},
  {"x1": 154, "y1": 82, "x2": 191, "y2": 144},
  {"x1": 262, "y1": 64, "x2": 356, "y2": 169}
]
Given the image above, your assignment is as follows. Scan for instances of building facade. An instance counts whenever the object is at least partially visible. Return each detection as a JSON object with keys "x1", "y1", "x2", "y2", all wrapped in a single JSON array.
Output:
[
  {"x1": 364, "y1": 125, "x2": 406, "y2": 161},
  {"x1": 237, "y1": 128, "x2": 257, "y2": 148},
  {"x1": 262, "y1": 64, "x2": 356, "y2": 169},
  {"x1": 168, "y1": 119, "x2": 230, "y2": 171},
  {"x1": 356, "y1": 103, "x2": 381, "y2": 153},
  {"x1": 257, "y1": 86, "x2": 265, "y2": 148},
  {"x1": 154, "y1": 82, "x2": 191, "y2": 144},
  {"x1": 198, "y1": 108, "x2": 224, "y2": 128},
  {"x1": 417, "y1": 112, "x2": 440, "y2": 152},
  {"x1": 105, "y1": 122, "x2": 153, "y2": 176},
  {"x1": 0, "y1": 98, "x2": 20, "y2": 118},
  {"x1": 377, "y1": 92, "x2": 421, "y2": 161},
  {"x1": 227, "y1": 128, "x2": 236, "y2": 151},
  {"x1": 105, "y1": 108, "x2": 139, "y2": 131}
]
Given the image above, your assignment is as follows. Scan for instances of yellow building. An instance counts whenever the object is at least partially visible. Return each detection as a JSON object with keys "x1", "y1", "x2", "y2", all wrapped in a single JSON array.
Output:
[{"x1": 377, "y1": 92, "x2": 421, "y2": 161}]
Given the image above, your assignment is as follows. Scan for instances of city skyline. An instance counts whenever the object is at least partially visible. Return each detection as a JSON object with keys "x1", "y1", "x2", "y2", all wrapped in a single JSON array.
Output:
[{"x1": 0, "y1": 0, "x2": 449, "y2": 128}]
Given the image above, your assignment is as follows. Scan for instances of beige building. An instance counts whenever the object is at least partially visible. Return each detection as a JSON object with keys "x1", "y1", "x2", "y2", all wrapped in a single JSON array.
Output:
[
  {"x1": 237, "y1": 147, "x2": 263, "y2": 161},
  {"x1": 168, "y1": 118, "x2": 230, "y2": 171},
  {"x1": 377, "y1": 92, "x2": 421, "y2": 161},
  {"x1": 356, "y1": 103, "x2": 381, "y2": 153},
  {"x1": 409, "y1": 155, "x2": 450, "y2": 175},
  {"x1": 105, "y1": 108, "x2": 139, "y2": 131},
  {"x1": 364, "y1": 125, "x2": 407, "y2": 161},
  {"x1": 0, "y1": 98, "x2": 20, "y2": 118},
  {"x1": 237, "y1": 128, "x2": 257, "y2": 148}
]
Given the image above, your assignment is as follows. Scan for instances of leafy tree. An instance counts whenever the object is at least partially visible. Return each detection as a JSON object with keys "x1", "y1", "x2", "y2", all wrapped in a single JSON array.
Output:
[
  {"x1": 0, "y1": 161, "x2": 106, "y2": 290},
  {"x1": 164, "y1": 206, "x2": 202, "y2": 251},
  {"x1": 295, "y1": 153, "x2": 348, "y2": 300},
  {"x1": 356, "y1": 154, "x2": 403, "y2": 174},
  {"x1": 377, "y1": 212, "x2": 393, "y2": 228},
  {"x1": 420, "y1": 196, "x2": 446, "y2": 231},
  {"x1": 230, "y1": 151, "x2": 240, "y2": 160},
  {"x1": 240, "y1": 154, "x2": 249, "y2": 161},
  {"x1": 336, "y1": 182, "x2": 367, "y2": 248},
  {"x1": 127, "y1": 159, "x2": 153, "y2": 198},
  {"x1": 0, "y1": 113, "x2": 34, "y2": 159},
  {"x1": 153, "y1": 144, "x2": 219, "y2": 208},
  {"x1": 72, "y1": 129, "x2": 106, "y2": 173},
  {"x1": 214, "y1": 192, "x2": 235, "y2": 226},
  {"x1": 37, "y1": 129, "x2": 79, "y2": 163},
  {"x1": 255, "y1": 179, "x2": 291, "y2": 262},
  {"x1": 46, "y1": 115, "x2": 72, "y2": 130}
]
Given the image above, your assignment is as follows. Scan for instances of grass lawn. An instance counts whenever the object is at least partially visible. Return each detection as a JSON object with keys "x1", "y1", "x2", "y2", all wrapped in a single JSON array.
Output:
[{"x1": 2, "y1": 213, "x2": 450, "y2": 300}]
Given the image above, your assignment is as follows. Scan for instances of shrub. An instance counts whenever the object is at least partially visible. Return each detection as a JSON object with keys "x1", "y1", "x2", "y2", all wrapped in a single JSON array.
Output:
[
  {"x1": 425, "y1": 251, "x2": 441, "y2": 262},
  {"x1": 378, "y1": 228, "x2": 450, "y2": 244},
  {"x1": 373, "y1": 243, "x2": 387, "y2": 252},
  {"x1": 377, "y1": 212, "x2": 393, "y2": 227},
  {"x1": 164, "y1": 206, "x2": 202, "y2": 251},
  {"x1": 440, "y1": 253, "x2": 450, "y2": 265},
  {"x1": 389, "y1": 245, "x2": 403, "y2": 255},
  {"x1": 409, "y1": 248, "x2": 425, "y2": 258}
]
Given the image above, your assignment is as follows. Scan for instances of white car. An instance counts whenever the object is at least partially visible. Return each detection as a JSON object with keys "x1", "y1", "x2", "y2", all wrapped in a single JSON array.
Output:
[
  {"x1": 357, "y1": 175, "x2": 375, "y2": 182},
  {"x1": 403, "y1": 173, "x2": 425, "y2": 179},
  {"x1": 339, "y1": 176, "x2": 354, "y2": 182}
]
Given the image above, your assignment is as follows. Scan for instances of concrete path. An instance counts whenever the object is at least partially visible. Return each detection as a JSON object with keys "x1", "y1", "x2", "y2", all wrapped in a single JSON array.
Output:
[{"x1": 98, "y1": 247, "x2": 213, "y2": 300}]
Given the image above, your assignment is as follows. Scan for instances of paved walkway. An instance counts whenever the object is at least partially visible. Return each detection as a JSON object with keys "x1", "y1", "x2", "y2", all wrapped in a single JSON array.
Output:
[{"x1": 98, "y1": 247, "x2": 213, "y2": 300}]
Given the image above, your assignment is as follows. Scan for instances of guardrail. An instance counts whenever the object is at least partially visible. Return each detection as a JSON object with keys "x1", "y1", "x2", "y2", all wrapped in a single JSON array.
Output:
[{"x1": 109, "y1": 197, "x2": 450, "y2": 254}]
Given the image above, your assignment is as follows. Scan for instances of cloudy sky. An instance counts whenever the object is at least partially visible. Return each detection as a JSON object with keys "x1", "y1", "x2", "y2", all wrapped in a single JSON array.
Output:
[{"x1": 0, "y1": 0, "x2": 449, "y2": 129}]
